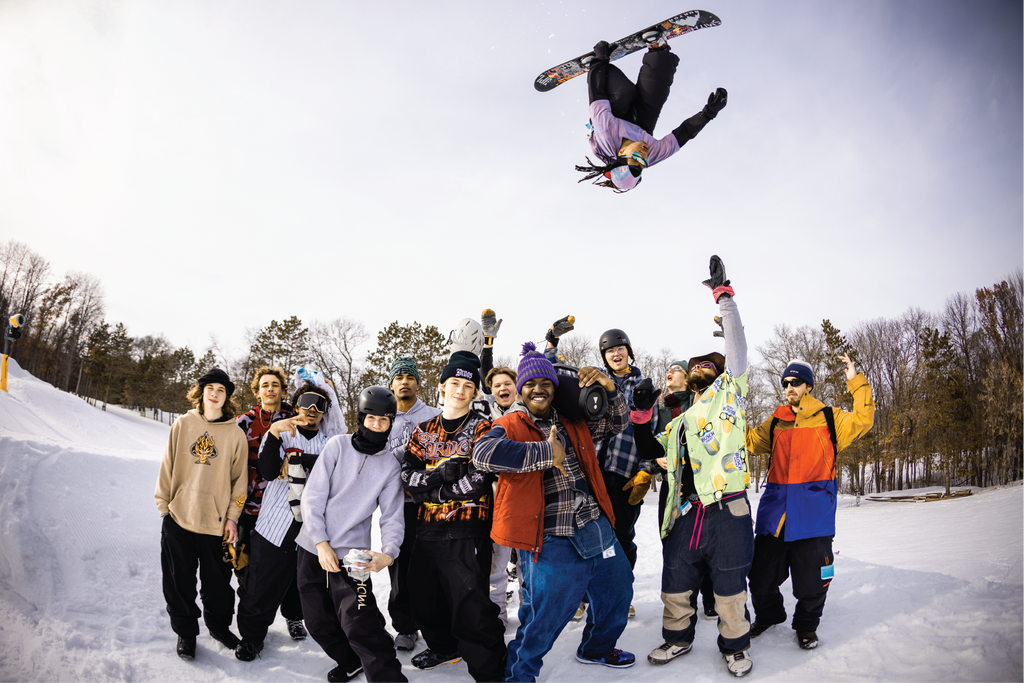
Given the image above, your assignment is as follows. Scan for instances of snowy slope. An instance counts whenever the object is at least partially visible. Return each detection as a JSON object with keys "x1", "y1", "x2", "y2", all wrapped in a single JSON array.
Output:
[{"x1": 0, "y1": 359, "x2": 1021, "y2": 682}]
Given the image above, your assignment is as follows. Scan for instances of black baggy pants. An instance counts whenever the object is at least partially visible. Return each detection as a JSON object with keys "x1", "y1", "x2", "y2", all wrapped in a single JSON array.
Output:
[
  {"x1": 386, "y1": 502, "x2": 419, "y2": 635},
  {"x1": 748, "y1": 533, "x2": 835, "y2": 632},
  {"x1": 236, "y1": 512, "x2": 303, "y2": 623},
  {"x1": 601, "y1": 469, "x2": 642, "y2": 571},
  {"x1": 160, "y1": 515, "x2": 235, "y2": 638},
  {"x1": 605, "y1": 48, "x2": 680, "y2": 135},
  {"x1": 409, "y1": 537, "x2": 507, "y2": 682},
  {"x1": 296, "y1": 547, "x2": 407, "y2": 682},
  {"x1": 236, "y1": 529, "x2": 303, "y2": 643}
]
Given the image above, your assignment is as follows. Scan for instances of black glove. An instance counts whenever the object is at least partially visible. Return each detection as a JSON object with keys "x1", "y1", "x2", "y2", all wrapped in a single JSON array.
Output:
[
  {"x1": 632, "y1": 378, "x2": 662, "y2": 412},
  {"x1": 545, "y1": 315, "x2": 576, "y2": 347},
  {"x1": 702, "y1": 255, "x2": 735, "y2": 303},
  {"x1": 440, "y1": 458, "x2": 470, "y2": 485},
  {"x1": 481, "y1": 309, "x2": 502, "y2": 345},
  {"x1": 701, "y1": 87, "x2": 728, "y2": 120},
  {"x1": 702, "y1": 255, "x2": 729, "y2": 290},
  {"x1": 593, "y1": 40, "x2": 612, "y2": 61}
]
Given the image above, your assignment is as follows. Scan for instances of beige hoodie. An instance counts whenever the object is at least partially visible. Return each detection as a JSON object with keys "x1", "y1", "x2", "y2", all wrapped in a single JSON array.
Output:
[{"x1": 154, "y1": 409, "x2": 248, "y2": 536}]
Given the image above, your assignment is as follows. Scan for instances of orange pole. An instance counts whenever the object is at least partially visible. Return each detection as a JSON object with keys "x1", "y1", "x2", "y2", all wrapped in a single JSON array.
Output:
[{"x1": 1, "y1": 353, "x2": 7, "y2": 392}]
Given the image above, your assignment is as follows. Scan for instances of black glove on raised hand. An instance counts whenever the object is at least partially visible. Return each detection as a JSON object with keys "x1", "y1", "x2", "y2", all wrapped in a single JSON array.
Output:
[
  {"x1": 632, "y1": 377, "x2": 662, "y2": 412},
  {"x1": 593, "y1": 40, "x2": 612, "y2": 61},
  {"x1": 545, "y1": 315, "x2": 576, "y2": 347},
  {"x1": 702, "y1": 255, "x2": 735, "y2": 303},
  {"x1": 481, "y1": 309, "x2": 502, "y2": 345},
  {"x1": 702, "y1": 87, "x2": 728, "y2": 120}
]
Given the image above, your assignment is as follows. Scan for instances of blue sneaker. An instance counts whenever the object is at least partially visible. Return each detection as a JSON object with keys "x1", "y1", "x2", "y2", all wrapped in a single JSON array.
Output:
[{"x1": 576, "y1": 648, "x2": 636, "y2": 668}]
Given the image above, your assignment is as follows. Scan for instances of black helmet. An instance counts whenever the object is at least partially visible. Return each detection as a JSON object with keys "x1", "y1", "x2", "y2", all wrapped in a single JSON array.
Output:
[
  {"x1": 358, "y1": 386, "x2": 397, "y2": 419},
  {"x1": 599, "y1": 328, "x2": 634, "y2": 371}
]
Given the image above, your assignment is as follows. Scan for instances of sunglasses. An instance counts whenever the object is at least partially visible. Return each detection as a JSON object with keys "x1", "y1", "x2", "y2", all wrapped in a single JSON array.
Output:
[
  {"x1": 691, "y1": 361, "x2": 717, "y2": 372},
  {"x1": 781, "y1": 378, "x2": 806, "y2": 389},
  {"x1": 296, "y1": 392, "x2": 328, "y2": 413}
]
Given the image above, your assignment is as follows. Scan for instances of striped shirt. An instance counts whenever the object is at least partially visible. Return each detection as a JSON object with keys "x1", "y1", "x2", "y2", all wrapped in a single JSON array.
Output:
[{"x1": 255, "y1": 428, "x2": 329, "y2": 547}]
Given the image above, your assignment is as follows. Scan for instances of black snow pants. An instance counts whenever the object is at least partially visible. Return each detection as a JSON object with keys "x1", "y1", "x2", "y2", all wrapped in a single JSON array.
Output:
[
  {"x1": 601, "y1": 48, "x2": 680, "y2": 135},
  {"x1": 409, "y1": 537, "x2": 507, "y2": 682},
  {"x1": 386, "y1": 502, "x2": 420, "y2": 635},
  {"x1": 236, "y1": 528, "x2": 303, "y2": 643},
  {"x1": 160, "y1": 514, "x2": 235, "y2": 638},
  {"x1": 748, "y1": 532, "x2": 835, "y2": 632},
  {"x1": 236, "y1": 511, "x2": 303, "y2": 623},
  {"x1": 296, "y1": 547, "x2": 407, "y2": 682}
]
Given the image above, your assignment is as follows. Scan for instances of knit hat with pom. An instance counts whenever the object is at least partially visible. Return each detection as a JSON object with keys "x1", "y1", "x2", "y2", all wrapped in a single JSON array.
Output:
[{"x1": 516, "y1": 341, "x2": 560, "y2": 394}]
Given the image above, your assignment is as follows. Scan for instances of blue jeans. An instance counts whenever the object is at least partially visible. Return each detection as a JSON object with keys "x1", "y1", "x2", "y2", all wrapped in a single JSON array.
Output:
[{"x1": 505, "y1": 516, "x2": 632, "y2": 682}]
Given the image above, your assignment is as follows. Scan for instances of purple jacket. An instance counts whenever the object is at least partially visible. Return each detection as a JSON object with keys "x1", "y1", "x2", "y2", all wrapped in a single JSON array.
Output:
[{"x1": 588, "y1": 100, "x2": 680, "y2": 166}]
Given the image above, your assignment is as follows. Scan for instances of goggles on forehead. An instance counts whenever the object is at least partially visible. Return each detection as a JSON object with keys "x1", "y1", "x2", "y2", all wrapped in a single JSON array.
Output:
[{"x1": 296, "y1": 392, "x2": 328, "y2": 413}]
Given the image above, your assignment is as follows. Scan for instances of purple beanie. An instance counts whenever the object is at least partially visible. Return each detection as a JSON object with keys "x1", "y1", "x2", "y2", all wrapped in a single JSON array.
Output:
[{"x1": 516, "y1": 342, "x2": 560, "y2": 393}]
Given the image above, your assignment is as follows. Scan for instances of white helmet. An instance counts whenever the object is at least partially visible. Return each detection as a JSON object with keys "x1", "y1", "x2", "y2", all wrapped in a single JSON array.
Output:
[{"x1": 448, "y1": 317, "x2": 484, "y2": 358}]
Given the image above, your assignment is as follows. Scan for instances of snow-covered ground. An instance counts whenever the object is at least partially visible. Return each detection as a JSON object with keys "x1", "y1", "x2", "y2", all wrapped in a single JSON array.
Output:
[{"x1": 1, "y1": 359, "x2": 1021, "y2": 682}]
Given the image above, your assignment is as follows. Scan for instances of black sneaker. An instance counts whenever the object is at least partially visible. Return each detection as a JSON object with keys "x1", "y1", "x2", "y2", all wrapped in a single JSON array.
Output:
[
  {"x1": 704, "y1": 605, "x2": 718, "y2": 620},
  {"x1": 327, "y1": 664, "x2": 364, "y2": 682},
  {"x1": 209, "y1": 628, "x2": 240, "y2": 650},
  {"x1": 411, "y1": 648, "x2": 462, "y2": 670},
  {"x1": 287, "y1": 619, "x2": 307, "y2": 640},
  {"x1": 235, "y1": 639, "x2": 263, "y2": 662},
  {"x1": 797, "y1": 631, "x2": 818, "y2": 649},
  {"x1": 575, "y1": 648, "x2": 636, "y2": 668},
  {"x1": 749, "y1": 621, "x2": 777, "y2": 638},
  {"x1": 176, "y1": 635, "x2": 196, "y2": 661}
]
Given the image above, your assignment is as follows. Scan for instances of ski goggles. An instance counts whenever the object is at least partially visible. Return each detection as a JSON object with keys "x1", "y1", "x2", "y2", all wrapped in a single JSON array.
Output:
[{"x1": 296, "y1": 392, "x2": 328, "y2": 413}]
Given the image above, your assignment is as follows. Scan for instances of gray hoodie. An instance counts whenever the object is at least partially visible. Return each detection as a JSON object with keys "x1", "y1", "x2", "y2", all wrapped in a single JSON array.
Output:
[
  {"x1": 296, "y1": 434, "x2": 405, "y2": 561},
  {"x1": 387, "y1": 398, "x2": 442, "y2": 463}
]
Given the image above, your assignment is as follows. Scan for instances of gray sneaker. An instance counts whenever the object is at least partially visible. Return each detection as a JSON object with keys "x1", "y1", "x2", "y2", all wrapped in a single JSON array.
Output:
[
  {"x1": 647, "y1": 641, "x2": 692, "y2": 665},
  {"x1": 395, "y1": 632, "x2": 418, "y2": 651},
  {"x1": 724, "y1": 650, "x2": 753, "y2": 677}
]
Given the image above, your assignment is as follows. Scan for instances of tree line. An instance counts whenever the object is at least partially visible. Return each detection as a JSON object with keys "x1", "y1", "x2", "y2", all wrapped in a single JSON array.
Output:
[{"x1": 3, "y1": 239, "x2": 1020, "y2": 492}]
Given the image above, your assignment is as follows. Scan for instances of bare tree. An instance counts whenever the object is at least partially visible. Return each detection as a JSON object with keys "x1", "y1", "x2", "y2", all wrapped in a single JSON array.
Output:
[{"x1": 307, "y1": 318, "x2": 370, "y2": 430}]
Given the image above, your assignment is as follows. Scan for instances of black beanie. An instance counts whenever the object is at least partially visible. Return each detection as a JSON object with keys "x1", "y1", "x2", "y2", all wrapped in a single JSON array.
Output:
[
  {"x1": 440, "y1": 351, "x2": 481, "y2": 387},
  {"x1": 197, "y1": 367, "x2": 235, "y2": 397}
]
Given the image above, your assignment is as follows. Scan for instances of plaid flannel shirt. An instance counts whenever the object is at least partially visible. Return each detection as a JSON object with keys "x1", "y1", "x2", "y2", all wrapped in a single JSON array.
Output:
[
  {"x1": 473, "y1": 391, "x2": 628, "y2": 538},
  {"x1": 596, "y1": 366, "x2": 656, "y2": 479}
]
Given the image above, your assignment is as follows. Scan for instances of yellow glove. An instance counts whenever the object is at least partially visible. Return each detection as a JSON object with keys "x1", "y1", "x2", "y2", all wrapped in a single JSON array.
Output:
[{"x1": 622, "y1": 471, "x2": 653, "y2": 506}]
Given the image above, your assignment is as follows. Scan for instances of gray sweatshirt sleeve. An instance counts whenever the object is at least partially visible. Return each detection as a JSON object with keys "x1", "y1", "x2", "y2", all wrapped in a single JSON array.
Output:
[
  {"x1": 377, "y1": 460, "x2": 405, "y2": 560},
  {"x1": 720, "y1": 296, "x2": 748, "y2": 377},
  {"x1": 298, "y1": 437, "x2": 339, "y2": 546}
]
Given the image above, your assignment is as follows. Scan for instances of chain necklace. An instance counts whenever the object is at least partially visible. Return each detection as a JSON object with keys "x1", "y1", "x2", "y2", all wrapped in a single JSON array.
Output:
[{"x1": 441, "y1": 411, "x2": 472, "y2": 437}]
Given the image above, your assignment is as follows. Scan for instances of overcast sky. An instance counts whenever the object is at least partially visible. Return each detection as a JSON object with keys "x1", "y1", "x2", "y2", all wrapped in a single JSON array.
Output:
[{"x1": 1, "y1": 0, "x2": 1021, "y2": 370}]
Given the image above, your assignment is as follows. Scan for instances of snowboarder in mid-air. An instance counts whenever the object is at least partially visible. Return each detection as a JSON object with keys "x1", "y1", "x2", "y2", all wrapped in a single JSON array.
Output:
[{"x1": 577, "y1": 32, "x2": 727, "y2": 192}]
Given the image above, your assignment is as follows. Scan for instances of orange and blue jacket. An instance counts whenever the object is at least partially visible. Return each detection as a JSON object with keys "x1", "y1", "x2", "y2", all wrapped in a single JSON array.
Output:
[{"x1": 746, "y1": 374, "x2": 874, "y2": 541}]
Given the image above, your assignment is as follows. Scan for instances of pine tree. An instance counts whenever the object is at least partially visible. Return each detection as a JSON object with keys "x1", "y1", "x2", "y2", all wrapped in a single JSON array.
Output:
[{"x1": 362, "y1": 321, "x2": 448, "y2": 408}]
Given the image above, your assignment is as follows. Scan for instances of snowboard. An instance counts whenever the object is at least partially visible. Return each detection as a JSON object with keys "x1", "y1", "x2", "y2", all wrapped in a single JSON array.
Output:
[{"x1": 534, "y1": 10, "x2": 722, "y2": 92}]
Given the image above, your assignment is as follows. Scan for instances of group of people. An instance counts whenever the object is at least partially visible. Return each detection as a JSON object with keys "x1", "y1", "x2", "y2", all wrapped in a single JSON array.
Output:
[{"x1": 154, "y1": 256, "x2": 875, "y2": 681}]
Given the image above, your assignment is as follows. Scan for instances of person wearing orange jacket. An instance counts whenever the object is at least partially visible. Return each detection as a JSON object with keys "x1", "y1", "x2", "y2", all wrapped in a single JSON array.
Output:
[{"x1": 745, "y1": 354, "x2": 874, "y2": 651}]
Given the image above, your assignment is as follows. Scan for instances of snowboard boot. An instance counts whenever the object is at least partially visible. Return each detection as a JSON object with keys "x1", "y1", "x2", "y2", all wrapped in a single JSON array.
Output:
[
  {"x1": 411, "y1": 649, "x2": 461, "y2": 670},
  {"x1": 235, "y1": 639, "x2": 263, "y2": 662},
  {"x1": 647, "y1": 641, "x2": 692, "y2": 665},
  {"x1": 176, "y1": 635, "x2": 196, "y2": 661},
  {"x1": 287, "y1": 619, "x2": 307, "y2": 640},
  {"x1": 394, "y1": 632, "x2": 418, "y2": 651},
  {"x1": 209, "y1": 627, "x2": 240, "y2": 651},
  {"x1": 797, "y1": 631, "x2": 818, "y2": 649},
  {"x1": 724, "y1": 650, "x2": 753, "y2": 677}
]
